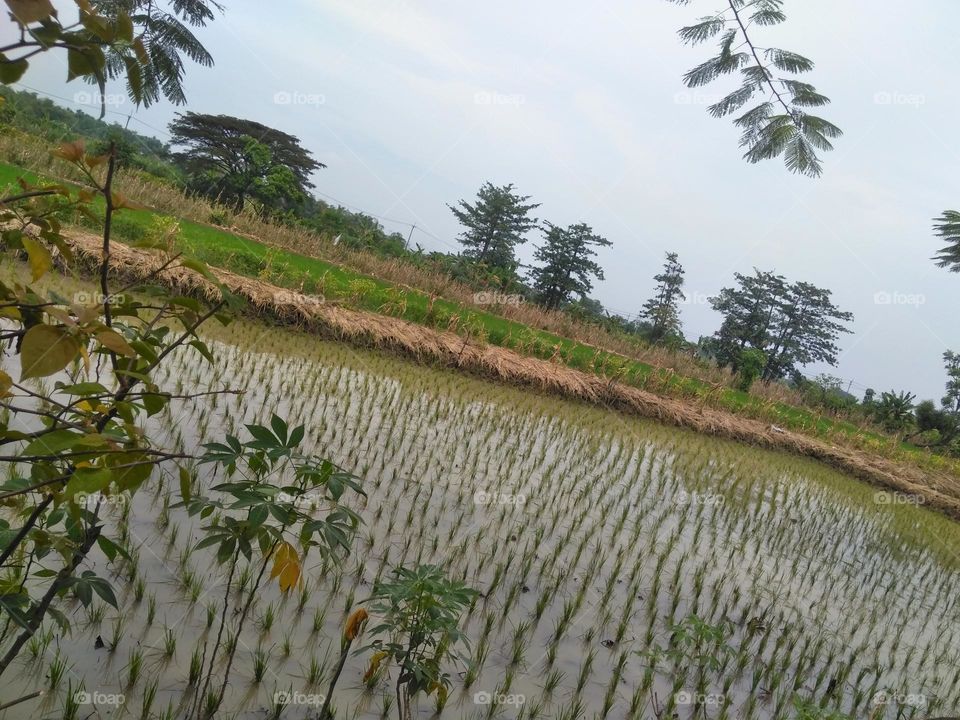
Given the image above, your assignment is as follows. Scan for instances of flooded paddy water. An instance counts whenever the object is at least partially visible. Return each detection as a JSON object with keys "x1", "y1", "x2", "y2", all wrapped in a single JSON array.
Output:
[{"x1": 2, "y1": 271, "x2": 960, "y2": 720}]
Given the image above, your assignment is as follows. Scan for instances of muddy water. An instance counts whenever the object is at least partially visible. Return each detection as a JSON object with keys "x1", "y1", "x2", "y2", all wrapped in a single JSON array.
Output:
[{"x1": 2, "y1": 269, "x2": 959, "y2": 719}]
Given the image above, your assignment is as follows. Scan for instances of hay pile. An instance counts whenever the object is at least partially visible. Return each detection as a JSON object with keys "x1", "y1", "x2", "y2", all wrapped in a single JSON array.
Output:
[{"x1": 68, "y1": 231, "x2": 960, "y2": 520}]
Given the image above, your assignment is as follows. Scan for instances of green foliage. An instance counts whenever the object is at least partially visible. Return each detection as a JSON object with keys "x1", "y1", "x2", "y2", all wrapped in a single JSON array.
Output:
[
  {"x1": 709, "y1": 269, "x2": 853, "y2": 381},
  {"x1": 169, "y1": 112, "x2": 324, "y2": 213},
  {"x1": 932, "y1": 209, "x2": 960, "y2": 273},
  {"x1": 669, "y1": 0, "x2": 840, "y2": 176},
  {"x1": 449, "y1": 181, "x2": 540, "y2": 281},
  {"x1": 639, "y1": 251, "x2": 686, "y2": 344},
  {"x1": 873, "y1": 390, "x2": 916, "y2": 433},
  {"x1": 735, "y1": 348, "x2": 766, "y2": 392},
  {"x1": 529, "y1": 222, "x2": 611, "y2": 309},
  {"x1": 363, "y1": 565, "x2": 478, "y2": 720}
]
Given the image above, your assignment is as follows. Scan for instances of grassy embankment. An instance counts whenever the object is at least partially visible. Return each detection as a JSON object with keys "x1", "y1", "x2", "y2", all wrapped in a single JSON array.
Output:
[{"x1": 1, "y1": 161, "x2": 952, "y2": 475}]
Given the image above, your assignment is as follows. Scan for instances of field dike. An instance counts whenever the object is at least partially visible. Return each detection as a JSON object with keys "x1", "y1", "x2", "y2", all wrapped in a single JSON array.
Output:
[{"x1": 65, "y1": 230, "x2": 960, "y2": 519}]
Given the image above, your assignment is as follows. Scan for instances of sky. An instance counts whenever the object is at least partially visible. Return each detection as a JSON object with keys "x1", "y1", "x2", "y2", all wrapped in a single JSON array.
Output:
[{"x1": 5, "y1": 0, "x2": 960, "y2": 401}]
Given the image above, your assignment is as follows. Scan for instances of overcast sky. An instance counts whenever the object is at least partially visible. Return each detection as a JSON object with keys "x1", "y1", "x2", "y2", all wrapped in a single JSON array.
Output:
[{"x1": 6, "y1": 0, "x2": 959, "y2": 401}]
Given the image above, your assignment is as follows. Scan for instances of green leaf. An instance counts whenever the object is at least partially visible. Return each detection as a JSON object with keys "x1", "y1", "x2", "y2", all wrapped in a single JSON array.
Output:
[
  {"x1": 0, "y1": 57, "x2": 29, "y2": 84},
  {"x1": 178, "y1": 466, "x2": 192, "y2": 504},
  {"x1": 20, "y1": 325, "x2": 80, "y2": 380}
]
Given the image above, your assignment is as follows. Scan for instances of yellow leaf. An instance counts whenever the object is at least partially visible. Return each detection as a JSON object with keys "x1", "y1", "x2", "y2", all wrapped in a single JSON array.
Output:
[
  {"x1": 363, "y1": 651, "x2": 388, "y2": 682},
  {"x1": 344, "y1": 608, "x2": 368, "y2": 641},
  {"x1": 78, "y1": 344, "x2": 91, "y2": 373},
  {"x1": 20, "y1": 325, "x2": 80, "y2": 380},
  {"x1": 0, "y1": 370, "x2": 11, "y2": 398},
  {"x1": 96, "y1": 329, "x2": 135, "y2": 357},
  {"x1": 21, "y1": 235, "x2": 51, "y2": 281},
  {"x1": 5, "y1": 0, "x2": 56, "y2": 25},
  {"x1": 269, "y1": 542, "x2": 301, "y2": 593}
]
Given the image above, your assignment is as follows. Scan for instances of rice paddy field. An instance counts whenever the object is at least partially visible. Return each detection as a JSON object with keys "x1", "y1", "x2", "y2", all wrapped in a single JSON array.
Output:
[{"x1": 3, "y1": 273, "x2": 960, "y2": 720}]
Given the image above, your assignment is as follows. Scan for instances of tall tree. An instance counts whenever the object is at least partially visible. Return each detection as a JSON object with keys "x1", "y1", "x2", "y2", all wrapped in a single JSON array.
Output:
[
  {"x1": 448, "y1": 182, "x2": 539, "y2": 279},
  {"x1": 709, "y1": 270, "x2": 853, "y2": 381},
  {"x1": 667, "y1": 0, "x2": 840, "y2": 177},
  {"x1": 168, "y1": 112, "x2": 323, "y2": 213},
  {"x1": 528, "y1": 222, "x2": 611, "y2": 310},
  {"x1": 639, "y1": 252, "x2": 686, "y2": 343},
  {"x1": 95, "y1": 0, "x2": 222, "y2": 106}
]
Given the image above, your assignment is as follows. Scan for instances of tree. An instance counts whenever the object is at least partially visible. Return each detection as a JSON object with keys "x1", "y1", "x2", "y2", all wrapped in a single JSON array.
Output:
[
  {"x1": 168, "y1": 112, "x2": 324, "y2": 213},
  {"x1": 448, "y1": 182, "x2": 539, "y2": 281},
  {"x1": 933, "y1": 210, "x2": 960, "y2": 273},
  {"x1": 528, "y1": 222, "x2": 611, "y2": 309},
  {"x1": 639, "y1": 252, "x2": 686, "y2": 343},
  {"x1": 873, "y1": 390, "x2": 916, "y2": 433},
  {"x1": 709, "y1": 270, "x2": 853, "y2": 381},
  {"x1": 1, "y1": 1, "x2": 221, "y2": 115},
  {"x1": 942, "y1": 350, "x2": 960, "y2": 414},
  {"x1": 95, "y1": 0, "x2": 222, "y2": 106},
  {"x1": 667, "y1": 0, "x2": 841, "y2": 177}
]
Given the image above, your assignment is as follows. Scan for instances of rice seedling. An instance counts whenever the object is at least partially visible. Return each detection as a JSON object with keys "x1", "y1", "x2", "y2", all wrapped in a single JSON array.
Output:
[
  {"x1": 3, "y1": 302, "x2": 959, "y2": 720},
  {"x1": 127, "y1": 647, "x2": 144, "y2": 687}
]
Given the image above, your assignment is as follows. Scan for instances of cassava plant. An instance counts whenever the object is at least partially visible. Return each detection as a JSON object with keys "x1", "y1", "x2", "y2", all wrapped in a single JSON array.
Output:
[
  {"x1": 361, "y1": 565, "x2": 478, "y2": 720},
  {"x1": 180, "y1": 414, "x2": 363, "y2": 719}
]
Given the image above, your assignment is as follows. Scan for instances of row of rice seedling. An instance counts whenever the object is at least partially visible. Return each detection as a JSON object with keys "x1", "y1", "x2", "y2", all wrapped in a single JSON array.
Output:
[{"x1": 3, "y1": 312, "x2": 959, "y2": 720}]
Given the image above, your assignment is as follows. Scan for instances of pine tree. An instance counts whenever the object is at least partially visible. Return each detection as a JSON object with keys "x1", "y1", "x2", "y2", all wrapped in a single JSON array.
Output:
[
  {"x1": 448, "y1": 182, "x2": 539, "y2": 280},
  {"x1": 528, "y1": 222, "x2": 611, "y2": 309},
  {"x1": 639, "y1": 252, "x2": 686, "y2": 343}
]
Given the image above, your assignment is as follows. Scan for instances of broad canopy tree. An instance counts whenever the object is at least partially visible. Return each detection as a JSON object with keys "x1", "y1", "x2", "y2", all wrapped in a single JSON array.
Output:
[
  {"x1": 709, "y1": 269, "x2": 853, "y2": 381},
  {"x1": 448, "y1": 182, "x2": 540, "y2": 282},
  {"x1": 528, "y1": 222, "x2": 611, "y2": 310},
  {"x1": 168, "y1": 112, "x2": 323, "y2": 214}
]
